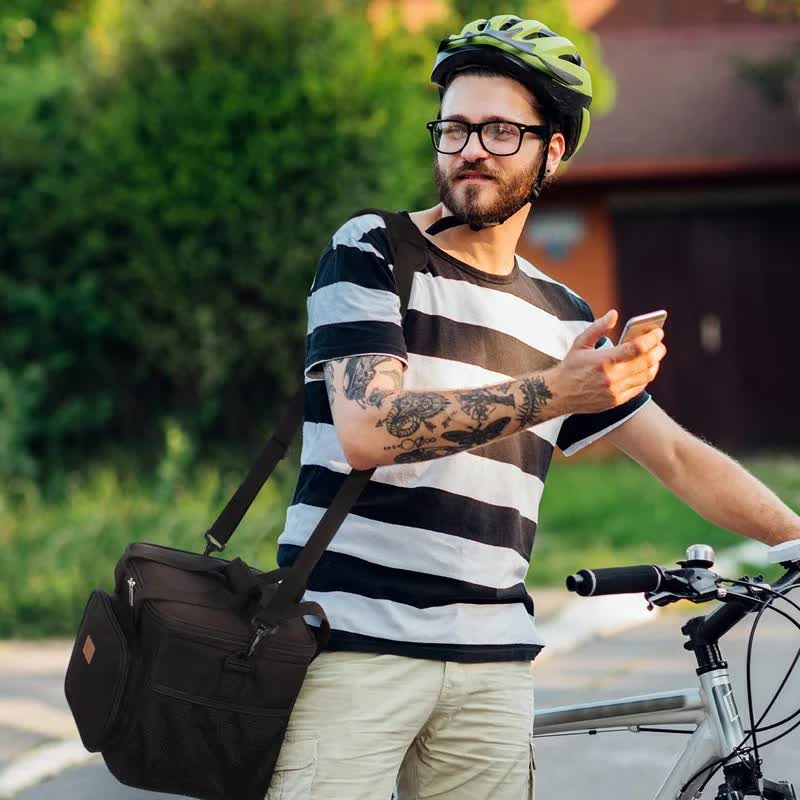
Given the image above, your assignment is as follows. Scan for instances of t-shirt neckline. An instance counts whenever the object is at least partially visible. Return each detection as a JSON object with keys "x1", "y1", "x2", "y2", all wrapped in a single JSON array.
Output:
[{"x1": 400, "y1": 211, "x2": 519, "y2": 285}]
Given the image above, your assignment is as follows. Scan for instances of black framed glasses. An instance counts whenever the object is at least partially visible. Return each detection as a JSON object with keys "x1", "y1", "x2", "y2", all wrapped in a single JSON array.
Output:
[{"x1": 426, "y1": 119, "x2": 549, "y2": 156}]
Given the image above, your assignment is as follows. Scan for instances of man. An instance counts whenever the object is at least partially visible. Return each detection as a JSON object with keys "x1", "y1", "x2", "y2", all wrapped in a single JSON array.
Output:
[{"x1": 273, "y1": 15, "x2": 800, "y2": 800}]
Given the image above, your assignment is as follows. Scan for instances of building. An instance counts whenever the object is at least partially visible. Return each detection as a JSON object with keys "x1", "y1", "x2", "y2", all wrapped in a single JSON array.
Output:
[{"x1": 520, "y1": 0, "x2": 800, "y2": 452}]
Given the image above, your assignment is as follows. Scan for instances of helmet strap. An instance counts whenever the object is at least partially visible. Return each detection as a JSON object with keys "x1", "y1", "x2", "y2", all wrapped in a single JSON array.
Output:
[
  {"x1": 426, "y1": 214, "x2": 485, "y2": 236},
  {"x1": 528, "y1": 129, "x2": 553, "y2": 206}
]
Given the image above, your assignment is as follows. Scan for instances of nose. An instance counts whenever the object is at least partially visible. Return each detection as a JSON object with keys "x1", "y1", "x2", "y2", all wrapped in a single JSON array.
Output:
[{"x1": 459, "y1": 129, "x2": 490, "y2": 161}]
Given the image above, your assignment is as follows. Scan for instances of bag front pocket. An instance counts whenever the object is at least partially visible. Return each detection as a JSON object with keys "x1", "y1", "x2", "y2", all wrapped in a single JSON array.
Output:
[{"x1": 64, "y1": 590, "x2": 131, "y2": 751}]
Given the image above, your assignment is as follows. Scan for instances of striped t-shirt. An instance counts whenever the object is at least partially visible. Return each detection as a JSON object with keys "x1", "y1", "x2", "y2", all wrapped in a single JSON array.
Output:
[{"x1": 277, "y1": 212, "x2": 651, "y2": 662}]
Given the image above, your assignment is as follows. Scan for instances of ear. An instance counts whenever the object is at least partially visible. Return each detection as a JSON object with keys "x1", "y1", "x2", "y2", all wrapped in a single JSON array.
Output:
[{"x1": 545, "y1": 131, "x2": 566, "y2": 174}]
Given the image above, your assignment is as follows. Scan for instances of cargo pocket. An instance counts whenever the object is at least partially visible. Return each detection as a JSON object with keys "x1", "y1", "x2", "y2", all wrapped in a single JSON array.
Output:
[
  {"x1": 266, "y1": 737, "x2": 318, "y2": 800},
  {"x1": 527, "y1": 734, "x2": 536, "y2": 800}
]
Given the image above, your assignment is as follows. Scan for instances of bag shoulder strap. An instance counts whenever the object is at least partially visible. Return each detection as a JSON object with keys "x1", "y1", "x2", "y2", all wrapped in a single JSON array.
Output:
[
  {"x1": 261, "y1": 210, "x2": 428, "y2": 613},
  {"x1": 346, "y1": 208, "x2": 429, "y2": 316},
  {"x1": 203, "y1": 209, "x2": 428, "y2": 559}
]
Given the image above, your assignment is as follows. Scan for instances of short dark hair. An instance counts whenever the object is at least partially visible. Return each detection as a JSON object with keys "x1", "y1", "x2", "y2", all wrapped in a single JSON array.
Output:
[{"x1": 438, "y1": 65, "x2": 547, "y2": 121}]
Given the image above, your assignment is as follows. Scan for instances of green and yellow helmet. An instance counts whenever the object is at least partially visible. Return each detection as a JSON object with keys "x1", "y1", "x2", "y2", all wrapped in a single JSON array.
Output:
[{"x1": 431, "y1": 15, "x2": 593, "y2": 160}]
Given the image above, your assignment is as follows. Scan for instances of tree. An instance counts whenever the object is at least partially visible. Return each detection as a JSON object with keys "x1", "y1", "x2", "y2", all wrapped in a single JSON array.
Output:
[
  {"x1": 745, "y1": 0, "x2": 800, "y2": 18},
  {"x1": 1, "y1": 0, "x2": 616, "y2": 477},
  {"x1": 2, "y1": 0, "x2": 436, "y2": 471},
  {"x1": 737, "y1": 0, "x2": 800, "y2": 113}
]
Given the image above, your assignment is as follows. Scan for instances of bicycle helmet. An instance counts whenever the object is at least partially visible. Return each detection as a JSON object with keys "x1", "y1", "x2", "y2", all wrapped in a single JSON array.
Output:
[{"x1": 428, "y1": 14, "x2": 593, "y2": 235}]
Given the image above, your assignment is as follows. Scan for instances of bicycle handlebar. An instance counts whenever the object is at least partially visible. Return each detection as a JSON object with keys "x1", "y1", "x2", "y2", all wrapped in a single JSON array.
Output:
[
  {"x1": 566, "y1": 564, "x2": 666, "y2": 597},
  {"x1": 566, "y1": 550, "x2": 800, "y2": 640},
  {"x1": 697, "y1": 564, "x2": 800, "y2": 643}
]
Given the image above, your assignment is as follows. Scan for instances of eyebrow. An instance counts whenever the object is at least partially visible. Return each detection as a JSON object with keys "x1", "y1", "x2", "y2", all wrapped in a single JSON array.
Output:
[{"x1": 441, "y1": 114, "x2": 538, "y2": 126}]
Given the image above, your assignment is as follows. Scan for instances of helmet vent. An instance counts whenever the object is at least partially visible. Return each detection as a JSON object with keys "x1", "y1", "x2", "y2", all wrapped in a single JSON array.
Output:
[
  {"x1": 559, "y1": 53, "x2": 581, "y2": 65},
  {"x1": 499, "y1": 19, "x2": 521, "y2": 31},
  {"x1": 477, "y1": 21, "x2": 488, "y2": 30},
  {"x1": 523, "y1": 31, "x2": 546, "y2": 40}
]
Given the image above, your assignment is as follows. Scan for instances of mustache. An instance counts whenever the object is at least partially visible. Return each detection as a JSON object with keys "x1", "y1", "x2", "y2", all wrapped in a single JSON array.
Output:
[{"x1": 452, "y1": 163, "x2": 497, "y2": 180}]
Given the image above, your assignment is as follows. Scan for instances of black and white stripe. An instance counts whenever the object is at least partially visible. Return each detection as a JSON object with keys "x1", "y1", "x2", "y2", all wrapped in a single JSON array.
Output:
[{"x1": 279, "y1": 212, "x2": 650, "y2": 662}]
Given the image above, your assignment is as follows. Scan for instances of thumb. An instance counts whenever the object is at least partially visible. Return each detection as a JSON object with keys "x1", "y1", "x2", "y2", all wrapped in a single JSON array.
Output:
[{"x1": 572, "y1": 310, "x2": 618, "y2": 350}]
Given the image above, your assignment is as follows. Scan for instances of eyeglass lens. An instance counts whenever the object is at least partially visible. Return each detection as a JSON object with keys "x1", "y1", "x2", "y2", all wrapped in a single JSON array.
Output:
[{"x1": 431, "y1": 121, "x2": 522, "y2": 156}]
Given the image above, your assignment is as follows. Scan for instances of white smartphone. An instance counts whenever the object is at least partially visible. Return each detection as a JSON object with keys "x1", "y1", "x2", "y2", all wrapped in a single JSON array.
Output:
[{"x1": 618, "y1": 310, "x2": 668, "y2": 346}]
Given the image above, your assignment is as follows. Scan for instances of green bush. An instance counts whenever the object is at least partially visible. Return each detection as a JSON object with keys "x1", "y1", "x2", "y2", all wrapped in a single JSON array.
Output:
[
  {"x1": 1, "y1": 0, "x2": 436, "y2": 472},
  {"x1": 3, "y1": 452, "x2": 798, "y2": 637},
  {"x1": 0, "y1": 428, "x2": 299, "y2": 638}
]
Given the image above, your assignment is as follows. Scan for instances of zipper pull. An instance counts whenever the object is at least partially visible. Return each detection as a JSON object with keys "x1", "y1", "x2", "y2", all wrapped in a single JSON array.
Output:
[
  {"x1": 127, "y1": 577, "x2": 136, "y2": 607},
  {"x1": 246, "y1": 623, "x2": 277, "y2": 657}
]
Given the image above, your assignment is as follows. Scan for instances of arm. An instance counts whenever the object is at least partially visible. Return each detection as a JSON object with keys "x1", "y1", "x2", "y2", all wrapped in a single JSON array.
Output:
[
  {"x1": 327, "y1": 310, "x2": 666, "y2": 470},
  {"x1": 606, "y1": 402, "x2": 800, "y2": 546},
  {"x1": 326, "y1": 354, "x2": 559, "y2": 469}
]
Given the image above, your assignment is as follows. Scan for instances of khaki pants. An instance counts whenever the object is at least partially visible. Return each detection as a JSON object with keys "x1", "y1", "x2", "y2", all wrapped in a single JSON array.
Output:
[{"x1": 266, "y1": 651, "x2": 536, "y2": 800}]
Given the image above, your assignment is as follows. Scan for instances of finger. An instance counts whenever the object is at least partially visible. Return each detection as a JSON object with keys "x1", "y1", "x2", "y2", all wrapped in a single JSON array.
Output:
[
  {"x1": 617, "y1": 361, "x2": 661, "y2": 395},
  {"x1": 608, "y1": 346, "x2": 666, "y2": 391},
  {"x1": 623, "y1": 342, "x2": 668, "y2": 375},
  {"x1": 612, "y1": 384, "x2": 652, "y2": 407},
  {"x1": 572, "y1": 310, "x2": 618, "y2": 350},
  {"x1": 606, "y1": 329, "x2": 665, "y2": 364}
]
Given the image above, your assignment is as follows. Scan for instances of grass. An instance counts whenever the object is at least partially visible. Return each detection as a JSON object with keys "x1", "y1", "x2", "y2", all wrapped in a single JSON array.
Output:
[
  {"x1": 529, "y1": 453, "x2": 800, "y2": 588},
  {"x1": 0, "y1": 455, "x2": 296, "y2": 638},
  {"x1": 2, "y1": 448, "x2": 799, "y2": 638}
]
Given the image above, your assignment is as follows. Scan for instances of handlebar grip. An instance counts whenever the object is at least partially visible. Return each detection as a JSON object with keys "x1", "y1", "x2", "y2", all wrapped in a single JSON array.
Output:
[{"x1": 566, "y1": 565, "x2": 665, "y2": 597}]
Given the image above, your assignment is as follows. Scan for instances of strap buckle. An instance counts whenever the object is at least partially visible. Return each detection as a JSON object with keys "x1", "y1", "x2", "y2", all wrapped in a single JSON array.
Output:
[{"x1": 203, "y1": 531, "x2": 225, "y2": 557}]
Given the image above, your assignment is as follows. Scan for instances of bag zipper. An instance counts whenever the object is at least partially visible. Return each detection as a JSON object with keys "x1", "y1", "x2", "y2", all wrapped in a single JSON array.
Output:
[
  {"x1": 151, "y1": 683, "x2": 289, "y2": 716},
  {"x1": 125, "y1": 561, "x2": 315, "y2": 660},
  {"x1": 98, "y1": 592, "x2": 131, "y2": 745}
]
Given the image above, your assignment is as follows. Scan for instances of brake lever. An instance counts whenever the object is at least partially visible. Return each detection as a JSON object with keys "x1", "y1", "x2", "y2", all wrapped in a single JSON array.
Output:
[{"x1": 645, "y1": 567, "x2": 722, "y2": 609}]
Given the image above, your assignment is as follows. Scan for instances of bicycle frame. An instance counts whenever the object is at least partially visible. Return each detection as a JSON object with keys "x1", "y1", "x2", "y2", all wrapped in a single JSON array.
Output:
[
  {"x1": 534, "y1": 547, "x2": 800, "y2": 798},
  {"x1": 533, "y1": 664, "x2": 778, "y2": 798}
]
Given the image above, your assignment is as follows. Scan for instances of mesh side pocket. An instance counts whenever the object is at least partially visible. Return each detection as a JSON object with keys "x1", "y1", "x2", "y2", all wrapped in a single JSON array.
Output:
[{"x1": 103, "y1": 685, "x2": 288, "y2": 800}]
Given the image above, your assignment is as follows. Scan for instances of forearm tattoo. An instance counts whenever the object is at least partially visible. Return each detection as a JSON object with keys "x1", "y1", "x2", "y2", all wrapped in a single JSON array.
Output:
[
  {"x1": 379, "y1": 392, "x2": 450, "y2": 437},
  {"x1": 343, "y1": 356, "x2": 402, "y2": 409},
  {"x1": 379, "y1": 385, "x2": 515, "y2": 463},
  {"x1": 517, "y1": 376, "x2": 553, "y2": 429},
  {"x1": 335, "y1": 354, "x2": 553, "y2": 466},
  {"x1": 323, "y1": 361, "x2": 336, "y2": 409},
  {"x1": 456, "y1": 384, "x2": 515, "y2": 425}
]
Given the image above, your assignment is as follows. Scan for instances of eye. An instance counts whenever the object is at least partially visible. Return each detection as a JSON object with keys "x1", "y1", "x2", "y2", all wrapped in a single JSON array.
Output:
[
  {"x1": 440, "y1": 122, "x2": 465, "y2": 137},
  {"x1": 485, "y1": 123, "x2": 516, "y2": 139}
]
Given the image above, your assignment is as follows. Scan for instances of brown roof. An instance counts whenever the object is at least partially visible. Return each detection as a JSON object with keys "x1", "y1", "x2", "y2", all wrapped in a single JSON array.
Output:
[
  {"x1": 567, "y1": 24, "x2": 800, "y2": 179},
  {"x1": 588, "y1": 0, "x2": 781, "y2": 30}
]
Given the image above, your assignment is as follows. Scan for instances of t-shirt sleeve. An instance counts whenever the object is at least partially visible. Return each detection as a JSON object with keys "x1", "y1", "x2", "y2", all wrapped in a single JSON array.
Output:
[
  {"x1": 304, "y1": 213, "x2": 409, "y2": 380},
  {"x1": 556, "y1": 296, "x2": 652, "y2": 456}
]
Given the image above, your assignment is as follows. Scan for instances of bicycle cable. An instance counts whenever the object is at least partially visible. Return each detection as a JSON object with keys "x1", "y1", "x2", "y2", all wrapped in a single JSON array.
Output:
[
  {"x1": 688, "y1": 588, "x2": 776, "y2": 796},
  {"x1": 732, "y1": 581, "x2": 800, "y2": 759},
  {"x1": 691, "y1": 586, "x2": 800, "y2": 796},
  {"x1": 680, "y1": 580, "x2": 800, "y2": 794}
]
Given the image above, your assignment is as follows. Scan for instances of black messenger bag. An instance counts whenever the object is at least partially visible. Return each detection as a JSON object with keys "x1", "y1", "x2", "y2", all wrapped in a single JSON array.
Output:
[{"x1": 63, "y1": 209, "x2": 428, "y2": 800}]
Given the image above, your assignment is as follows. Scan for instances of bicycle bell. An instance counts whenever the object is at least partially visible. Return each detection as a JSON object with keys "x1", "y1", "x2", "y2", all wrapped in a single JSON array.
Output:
[{"x1": 678, "y1": 544, "x2": 715, "y2": 569}]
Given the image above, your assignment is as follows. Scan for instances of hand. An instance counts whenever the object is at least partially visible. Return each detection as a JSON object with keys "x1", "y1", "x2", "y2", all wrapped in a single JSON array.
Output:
[{"x1": 548, "y1": 309, "x2": 667, "y2": 415}]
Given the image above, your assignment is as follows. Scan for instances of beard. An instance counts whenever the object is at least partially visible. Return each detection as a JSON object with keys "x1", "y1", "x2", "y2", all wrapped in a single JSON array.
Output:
[{"x1": 433, "y1": 153, "x2": 544, "y2": 229}]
